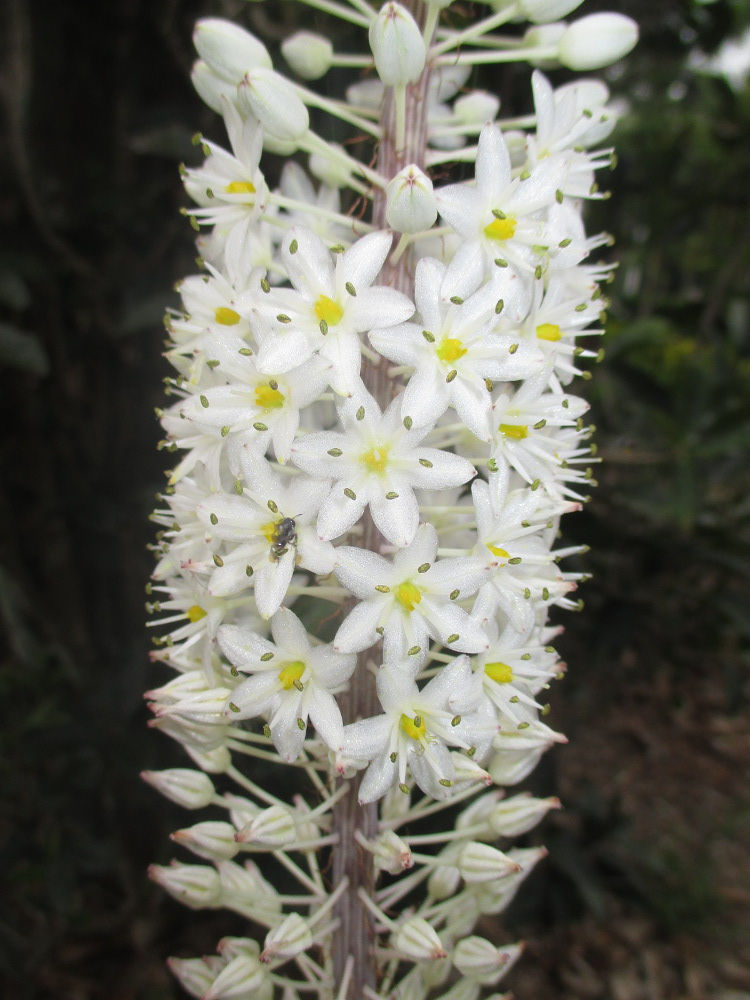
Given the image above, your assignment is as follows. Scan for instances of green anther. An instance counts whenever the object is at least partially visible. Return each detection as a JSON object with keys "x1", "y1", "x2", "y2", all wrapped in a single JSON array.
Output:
[
  {"x1": 253, "y1": 422, "x2": 268, "y2": 431},
  {"x1": 508, "y1": 557, "x2": 522, "y2": 565},
  {"x1": 530, "y1": 479, "x2": 540, "y2": 491},
  {"x1": 230, "y1": 665, "x2": 238, "y2": 677},
  {"x1": 508, "y1": 343, "x2": 519, "y2": 354},
  {"x1": 542, "y1": 587, "x2": 550, "y2": 600},
  {"x1": 495, "y1": 299, "x2": 504, "y2": 314},
  {"x1": 327, "y1": 448, "x2": 342, "y2": 456},
  {"x1": 534, "y1": 265, "x2": 543, "y2": 279},
  {"x1": 541, "y1": 703, "x2": 551, "y2": 716},
  {"x1": 485, "y1": 378, "x2": 493, "y2": 392},
  {"x1": 438, "y1": 779, "x2": 453, "y2": 787},
  {"x1": 582, "y1": 370, "x2": 593, "y2": 381},
  {"x1": 297, "y1": 718, "x2": 305, "y2": 730},
  {"x1": 385, "y1": 492, "x2": 399, "y2": 499},
  {"x1": 330, "y1": 244, "x2": 345, "y2": 253},
  {"x1": 562, "y1": 398, "x2": 569, "y2": 408},
  {"x1": 422, "y1": 330, "x2": 435, "y2": 343},
  {"x1": 488, "y1": 458, "x2": 498, "y2": 472},
  {"x1": 260, "y1": 277, "x2": 270, "y2": 293},
  {"x1": 446, "y1": 370, "x2": 457, "y2": 383},
  {"x1": 234, "y1": 480, "x2": 244, "y2": 495},
  {"x1": 289, "y1": 239, "x2": 298, "y2": 254},
  {"x1": 239, "y1": 347, "x2": 253, "y2": 356},
  {"x1": 408, "y1": 645, "x2": 421, "y2": 656},
  {"x1": 519, "y1": 169, "x2": 530, "y2": 180},
  {"x1": 293, "y1": 679, "x2": 304, "y2": 691},
  {"x1": 268, "y1": 500, "x2": 278, "y2": 512},
  {"x1": 213, "y1": 554, "x2": 224, "y2": 567},
  {"x1": 492, "y1": 209, "x2": 506, "y2": 219},
  {"x1": 450, "y1": 589, "x2": 459, "y2": 600},
  {"x1": 210, "y1": 513, "x2": 218, "y2": 525},
  {"x1": 403, "y1": 416, "x2": 413, "y2": 429},
  {"x1": 344, "y1": 488, "x2": 356, "y2": 500},
  {"x1": 517, "y1": 721, "x2": 530, "y2": 730},
  {"x1": 532, "y1": 244, "x2": 548, "y2": 254},
  {"x1": 467, "y1": 746, "x2": 476, "y2": 757},
  {"x1": 509, "y1": 695, "x2": 520, "y2": 703},
  {"x1": 449, "y1": 296, "x2": 463, "y2": 305},
  {"x1": 559, "y1": 237, "x2": 572, "y2": 247},
  {"x1": 228, "y1": 702, "x2": 240, "y2": 713},
  {"x1": 419, "y1": 458, "x2": 433, "y2": 467},
  {"x1": 375, "y1": 585, "x2": 390, "y2": 593},
  {"x1": 263, "y1": 724, "x2": 272, "y2": 738},
  {"x1": 188, "y1": 215, "x2": 200, "y2": 232},
  {"x1": 495, "y1": 258, "x2": 508, "y2": 268},
  {"x1": 199, "y1": 395, "x2": 209, "y2": 408},
  {"x1": 375, "y1": 627, "x2": 384, "y2": 635},
  {"x1": 524, "y1": 587, "x2": 531, "y2": 599},
  {"x1": 399, "y1": 783, "x2": 409, "y2": 794},
  {"x1": 277, "y1": 314, "x2": 291, "y2": 324},
  {"x1": 206, "y1": 359, "x2": 220, "y2": 369},
  {"x1": 390, "y1": 751, "x2": 398, "y2": 762},
  {"x1": 356, "y1": 406, "x2": 365, "y2": 420},
  {"x1": 533, "y1": 419, "x2": 547, "y2": 429},
  {"x1": 521, "y1": 519, "x2": 530, "y2": 528},
  {"x1": 556, "y1": 189, "x2": 564, "y2": 204},
  {"x1": 417, "y1": 563, "x2": 430, "y2": 573},
  {"x1": 268, "y1": 379, "x2": 278, "y2": 390},
  {"x1": 345, "y1": 282, "x2": 356, "y2": 296},
  {"x1": 205, "y1": 187, "x2": 214, "y2": 199},
  {"x1": 575, "y1": 302, "x2": 588, "y2": 312},
  {"x1": 221, "y1": 426, "x2": 230, "y2": 437},
  {"x1": 451, "y1": 715, "x2": 461, "y2": 727},
  {"x1": 260, "y1": 652, "x2": 274, "y2": 661},
  {"x1": 245, "y1": 565, "x2": 254, "y2": 577},
  {"x1": 446, "y1": 633, "x2": 459, "y2": 644}
]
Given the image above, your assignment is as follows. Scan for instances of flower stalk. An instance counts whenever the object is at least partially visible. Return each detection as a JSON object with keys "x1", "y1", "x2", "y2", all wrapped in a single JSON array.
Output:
[{"x1": 145, "y1": 1, "x2": 636, "y2": 998}]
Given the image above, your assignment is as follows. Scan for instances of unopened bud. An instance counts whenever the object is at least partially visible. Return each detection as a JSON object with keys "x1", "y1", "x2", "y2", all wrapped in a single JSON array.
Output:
[
  {"x1": 235, "y1": 804, "x2": 296, "y2": 847},
  {"x1": 558, "y1": 13, "x2": 638, "y2": 71},
  {"x1": 238, "y1": 68, "x2": 309, "y2": 143},
  {"x1": 309, "y1": 143, "x2": 354, "y2": 189},
  {"x1": 488, "y1": 792, "x2": 560, "y2": 837},
  {"x1": 282, "y1": 31, "x2": 333, "y2": 80},
  {"x1": 457, "y1": 842, "x2": 522, "y2": 883},
  {"x1": 148, "y1": 861, "x2": 222, "y2": 909},
  {"x1": 141, "y1": 768, "x2": 215, "y2": 809},
  {"x1": 369, "y1": 2, "x2": 426, "y2": 86},
  {"x1": 453, "y1": 937, "x2": 524, "y2": 983},
  {"x1": 427, "y1": 862, "x2": 461, "y2": 901},
  {"x1": 194, "y1": 18, "x2": 272, "y2": 83},
  {"x1": 167, "y1": 956, "x2": 215, "y2": 998},
  {"x1": 191, "y1": 60, "x2": 236, "y2": 115},
  {"x1": 519, "y1": 0, "x2": 584, "y2": 23},
  {"x1": 205, "y1": 954, "x2": 268, "y2": 999},
  {"x1": 523, "y1": 23, "x2": 567, "y2": 69},
  {"x1": 171, "y1": 821, "x2": 241, "y2": 861},
  {"x1": 394, "y1": 916, "x2": 447, "y2": 961},
  {"x1": 385, "y1": 164, "x2": 437, "y2": 234},
  {"x1": 372, "y1": 830, "x2": 413, "y2": 874},
  {"x1": 261, "y1": 914, "x2": 313, "y2": 962},
  {"x1": 453, "y1": 91, "x2": 500, "y2": 125}
]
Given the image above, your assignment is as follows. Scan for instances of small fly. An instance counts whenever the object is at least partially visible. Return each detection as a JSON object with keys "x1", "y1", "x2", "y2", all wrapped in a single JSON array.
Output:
[{"x1": 269, "y1": 516, "x2": 298, "y2": 562}]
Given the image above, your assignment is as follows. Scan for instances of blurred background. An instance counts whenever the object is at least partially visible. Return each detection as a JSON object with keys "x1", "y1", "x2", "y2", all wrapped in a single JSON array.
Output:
[{"x1": 1, "y1": 0, "x2": 749, "y2": 997}]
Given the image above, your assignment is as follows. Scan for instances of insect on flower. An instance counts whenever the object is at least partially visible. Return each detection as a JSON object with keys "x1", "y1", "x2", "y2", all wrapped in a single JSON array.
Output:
[{"x1": 269, "y1": 515, "x2": 298, "y2": 562}]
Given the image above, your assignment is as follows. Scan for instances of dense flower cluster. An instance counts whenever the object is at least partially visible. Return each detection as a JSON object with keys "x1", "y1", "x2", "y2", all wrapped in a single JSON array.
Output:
[{"x1": 144, "y1": 2, "x2": 635, "y2": 998}]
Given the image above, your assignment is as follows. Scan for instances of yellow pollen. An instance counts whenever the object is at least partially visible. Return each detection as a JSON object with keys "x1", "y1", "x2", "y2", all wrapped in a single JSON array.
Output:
[
  {"x1": 484, "y1": 661, "x2": 514, "y2": 684},
  {"x1": 499, "y1": 423, "x2": 528, "y2": 439},
  {"x1": 255, "y1": 384, "x2": 285, "y2": 410},
  {"x1": 536, "y1": 323, "x2": 562, "y2": 342},
  {"x1": 361, "y1": 446, "x2": 389, "y2": 474},
  {"x1": 314, "y1": 295, "x2": 344, "y2": 327},
  {"x1": 395, "y1": 583, "x2": 422, "y2": 612},
  {"x1": 187, "y1": 604, "x2": 207, "y2": 623},
  {"x1": 487, "y1": 544, "x2": 509, "y2": 560},
  {"x1": 225, "y1": 180, "x2": 256, "y2": 196},
  {"x1": 278, "y1": 660, "x2": 306, "y2": 690},
  {"x1": 261, "y1": 520, "x2": 280, "y2": 543},
  {"x1": 483, "y1": 216, "x2": 517, "y2": 242},
  {"x1": 214, "y1": 307, "x2": 241, "y2": 326},
  {"x1": 436, "y1": 338, "x2": 467, "y2": 363},
  {"x1": 400, "y1": 713, "x2": 427, "y2": 740}
]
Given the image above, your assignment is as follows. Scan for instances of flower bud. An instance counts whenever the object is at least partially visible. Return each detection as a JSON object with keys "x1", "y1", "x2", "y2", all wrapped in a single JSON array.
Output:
[
  {"x1": 488, "y1": 745, "x2": 546, "y2": 785},
  {"x1": 191, "y1": 60, "x2": 236, "y2": 115},
  {"x1": 457, "y1": 842, "x2": 522, "y2": 883},
  {"x1": 453, "y1": 90, "x2": 500, "y2": 125},
  {"x1": 261, "y1": 914, "x2": 314, "y2": 962},
  {"x1": 309, "y1": 143, "x2": 354, "y2": 189},
  {"x1": 427, "y1": 861, "x2": 461, "y2": 901},
  {"x1": 369, "y1": 3, "x2": 426, "y2": 86},
  {"x1": 171, "y1": 821, "x2": 241, "y2": 861},
  {"x1": 205, "y1": 954, "x2": 268, "y2": 999},
  {"x1": 194, "y1": 18, "x2": 272, "y2": 83},
  {"x1": 451, "y1": 753, "x2": 493, "y2": 785},
  {"x1": 372, "y1": 830, "x2": 413, "y2": 874},
  {"x1": 473, "y1": 847, "x2": 546, "y2": 915},
  {"x1": 385, "y1": 164, "x2": 438, "y2": 234},
  {"x1": 238, "y1": 68, "x2": 309, "y2": 143},
  {"x1": 488, "y1": 792, "x2": 561, "y2": 837},
  {"x1": 523, "y1": 22, "x2": 567, "y2": 69},
  {"x1": 282, "y1": 31, "x2": 334, "y2": 80},
  {"x1": 167, "y1": 956, "x2": 215, "y2": 998},
  {"x1": 558, "y1": 13, "x2": 638, "y2": 71},
  {"x1": 141, "y1": 768, "x2": 216, "y2": 809},
  {"x1": 217, "y1": 860, "x2": 282, "y2": 918},
  {"x1": 453, "y1": 937, "x2": 524, "y2": 984},
  {"x1": 148, "y1": 861, "x2": 222, "y2": 909},
  {"x1": 519, "y1": 0, "x2": 584, "y2": 23},
  {"x1": 394, "y1": 916, "x2": 447, "y2": 961},
  {"x1": 186, "y1": 743, "x2": 232, "y2": 774},
  {"x1": 235, "y1": 804, "x2": 296, "y2": 847}
]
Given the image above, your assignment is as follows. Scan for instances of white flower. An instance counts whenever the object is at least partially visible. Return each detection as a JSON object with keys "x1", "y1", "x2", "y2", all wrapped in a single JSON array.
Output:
[
  {"x1": 333, "y1": 523, "x2": 490, "y2": 662},
  {"x1": 291, "y1": 389, "x2": 477, "y2": 546},
  {"x1": 370, "y1": 256, "x2": 543, "y2": 440},
  {"x1": 252, "y1": 227, "x2": 414, "y2": 395},
  {"x1": 218, "y1": 607, "x2": 355, "y2": 760},
  {"x1": 341, "y1": 656, "x2": 494, "y2": 802}
]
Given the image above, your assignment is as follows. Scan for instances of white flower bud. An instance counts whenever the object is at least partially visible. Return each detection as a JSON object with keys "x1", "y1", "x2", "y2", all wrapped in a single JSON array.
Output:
[
  {"x1": 372, "y1": 830, "x2": 413, "y2": 874},
  {"x1": 186, "y1": 743, "x2": 232, "y2": 774},
  {"x1": 141, "y1": 768, "x2": 216, "y2": 809},
  {"x1": 473, "y1": 847, "x2": 546, "y2": 915},
  {"x1": 427, "y1": 862, "x2": 461, "y2": 901},
  {"x1": 148, "y1": 861, "x2": 222, "y2": 909},
  {"x1": 309, "y1": 143, "x2": 354, "y2": 189},
  {"x1": 171, "y1": 821, "x2": 241, "y2": 861},
  {"x1": 261, "y1": 914, "x2": 314, "y2": 962},
  {"x1": 385, "y1": 164, "x2": 437, "y2": 234},
  {"x1": 453, "y1": 937, "x2": 523, "y2": 984},
  {"x1": 235, "y1": 804, "x2": 296, "y2": 847},
  {"x1": 394, "y1": 916, "x2": 448, "y2": 961},
  {"x1": 369, "y1": 3, "x2": 426, "y2": 86},
  {"x1": 205, "y1": 954, "x2": 268, "y2": 999},
  {"x1": 282, "y1": 31, "x2": 334, "y2": 80},
  {"x1": 457, "y1": 842, "x2": 522, "y2": 883},
  {"x1": 451, "y1": 753, "x2": 493, "y2": 785},
  {"x1": 453, "y1": 91, "x2": 500, "y2": 125},
  {"x1": 238, "y1": 68, "x2": 309, "y2": 143},
  {"x1": 193, "y1": 18, "x2": 272, "y2": 83},
  {"x1": 558, "y1": 13, "x2": 638, "y2": 71},
  {"x1": 167, "y1": 956, "x2": 215, "y2": 998},
  {"x1": 488, "y1": 792, "x2": 560, "y2": 837},
  {"x1": 191, "y1": 60, "x2": 236, "y2": 115},
  {"x1": 523, "y1": 22, "x2": 567, "y2": 69},
  {"x1": 519, "y1": 0, "x2": 584, "y2": 23},
  {"x1": 217, "y1": 860, "x2": 282, "y2": 918}
]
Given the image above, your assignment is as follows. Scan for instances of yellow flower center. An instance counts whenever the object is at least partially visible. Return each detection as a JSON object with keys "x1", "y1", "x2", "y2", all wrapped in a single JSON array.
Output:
[
  {"x1": 499, "y1": 423, "x2": 528, "y2": 439},
  {"x1": 536, "y1": 323, "x2": 562, "y2": 342},
  {"x1": 278, "y1": 660, "x2": 306, "y2": 690},
  {"x1": 214, "y1": 307, "x2": 241, "y2": 326},
  {"x1": 483, "y1": 216, "x2": 517, "y2": 242},
  {"x1": 400, "y1": 713, "x2": 427, "y2": 740},
  {"x1": 484, "y1": 661, "x2": 514, "y2": 683},
  {"x1": 225, "y1": 180, "x2": 256, "y2": 196},
  {"x1": 187, "y1": 604, "x2": 207, "y2": 623},
  {"x1": 255, "y1": 384, "x2": 285, "y2": 410},
  {"x1": 261, "y1": 520, "x2": 280, "y2": 543},
  {"x1": 487, "y1": 545, "x2": 509, "y2": 561},
  {"x1": 360, "y1": 445, "x2": 389, "y2": 474},
  {"x1": 314, "y1": 295, "x2": 344, "y2": 327},
  {"x1": 436, "y1": 338, "x2": 467, "y2": 364},
  {"x1": 395, "y1": 583, "x2": 422, "y2": 612}
]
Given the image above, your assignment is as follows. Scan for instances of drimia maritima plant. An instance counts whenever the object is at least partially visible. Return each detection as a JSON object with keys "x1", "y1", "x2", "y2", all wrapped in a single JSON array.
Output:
[{"x1": 143, "y1": 1, "x2": 636, "y2": 998}]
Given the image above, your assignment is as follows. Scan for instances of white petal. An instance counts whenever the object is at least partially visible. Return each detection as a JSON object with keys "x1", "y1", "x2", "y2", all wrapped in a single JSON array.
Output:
[
  {"x1": 270, "y1": 607, "x2": 309, "y2": 653},
  {"x1": 335, "y1": 546, "x2": 393, "y2": 597},
  {"x1": 333, "y1": 599, "x2": 383, "y2": 653},
  {"x1": 255, "y1": 552, "x2": 295, "y2": 619}
]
